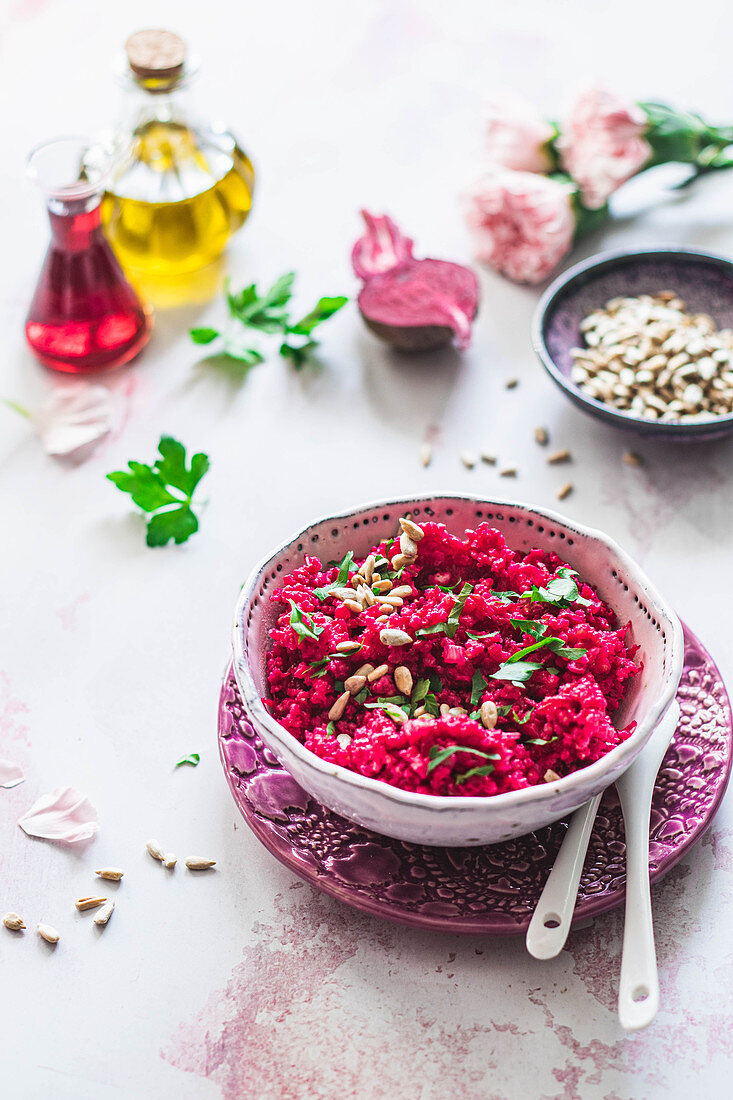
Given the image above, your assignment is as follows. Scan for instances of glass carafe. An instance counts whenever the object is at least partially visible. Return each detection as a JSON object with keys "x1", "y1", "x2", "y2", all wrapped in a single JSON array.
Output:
[
  {"x1": 25, "y1": 137, "x2": 151, "y2": 374},
  {"x1": 101, "y1": 29, "x2": 255, "y2": 302}
]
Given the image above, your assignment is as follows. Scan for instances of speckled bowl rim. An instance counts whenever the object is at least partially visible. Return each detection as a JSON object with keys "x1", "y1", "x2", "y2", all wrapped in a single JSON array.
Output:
[
  {"x1": 532, "y1": 246, "x2": 733, "y2": 438},
  {"x1": 232, "y1": 494, "x2": 684, "y2": 817}
]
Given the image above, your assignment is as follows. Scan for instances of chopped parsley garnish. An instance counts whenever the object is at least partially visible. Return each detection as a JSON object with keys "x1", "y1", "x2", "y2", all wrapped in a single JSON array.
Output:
[
  {"x1": 411, "y1": 679, "x2": 431, "y2": 706},
  {"x1": 417, "y1": 583, "x2": 473, "y2": 639},
  {"x1": 510, "y1": 618, "x2": 548, "y2": 640},
  {"x1": 427, "y1": 744, "x2": 501, "y2": 773},
  {"x1": 107, "y1": 436, "x2": 210, "y2": 547},
  {"x1": 522, "y1": 567, "x2": 592, "y2": 608},
  {"x1": 365, "y1": 699, "x2": 410, "y2": 722},
  {"x1": 326, "y1": 721, "x2": 336, "y2": 737},
  {"x1": 288, "y1": 599, "x2": 324, "y2": 644},
  {"x1": 524, "y1": 735, "x2": 558, "y2": 746},
  {"x1": 175, "y1": 753, "x2": 200, "y2": 768},
  {"x1": 490, "y1": 659, "x2": 543, "y2": 685},
  {"x1": 489, "y1": 589, "x2": 522, "y2": 604},
  {"x1": 456, "y1": 764, "x2": 496, "y2": 784},
  {"x1": 313, "y1": 551, "x2": 355, "y2": 600},
  {"x1": 470, "y1": 669, "x2": 488, "y2": 707}
]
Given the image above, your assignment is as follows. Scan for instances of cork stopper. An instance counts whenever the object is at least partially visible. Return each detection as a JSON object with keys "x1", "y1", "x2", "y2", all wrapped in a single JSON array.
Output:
[{"x1": 125, "y1": 29, "x2": 186, "y2": 82}]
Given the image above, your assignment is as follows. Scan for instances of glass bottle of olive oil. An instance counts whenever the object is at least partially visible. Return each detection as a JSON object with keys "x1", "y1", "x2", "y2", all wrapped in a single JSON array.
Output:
[{"x1": 101, "y1": 29, "x2": 255, "y2": 304}]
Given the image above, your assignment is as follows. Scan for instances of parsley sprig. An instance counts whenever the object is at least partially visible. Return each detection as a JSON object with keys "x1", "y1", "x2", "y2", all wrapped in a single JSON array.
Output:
[
  {"x1": 191, "y1": 272, "x2": 347, "y2": 370},
  {"x1": 313, "y1": 552, "x2": 355, "y2": 600},
  {"x1": 427, "y1": 745, "x2": 501, "y2": 774},
  {"x1": 288, "y1": 600, "x2": 324, "y2": 644},
  {"x1": 107, "y1": 436, "x2": 209, "y2": 547},
  {"x1": 417, "y1": 582, "x2": 473, "y2": 639}
]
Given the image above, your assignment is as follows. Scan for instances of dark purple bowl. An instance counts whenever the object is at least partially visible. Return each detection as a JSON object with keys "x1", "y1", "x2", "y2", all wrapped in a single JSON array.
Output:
[{"x1": 532, "y1": 247, "x2": 733, "y2": 441}]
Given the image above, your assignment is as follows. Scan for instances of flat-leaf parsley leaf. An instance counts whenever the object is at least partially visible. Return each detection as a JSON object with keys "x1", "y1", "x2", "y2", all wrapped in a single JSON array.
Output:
[{"x1": 107, "y1": 436, "x2": 209, "y2": 547}]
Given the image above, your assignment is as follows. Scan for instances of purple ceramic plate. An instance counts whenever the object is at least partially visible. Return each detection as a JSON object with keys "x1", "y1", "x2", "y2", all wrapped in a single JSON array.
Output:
[
  {"x1": 533, "y1": 247, "x2": 733, "y2": 441},
  {"x1": 219, "y1": 623, "x2": 731, "y2": 935}
]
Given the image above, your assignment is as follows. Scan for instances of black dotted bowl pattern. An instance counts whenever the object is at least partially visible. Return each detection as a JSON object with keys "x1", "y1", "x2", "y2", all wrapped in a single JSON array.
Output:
[{"x1": 220, "y1": 624, "x2": 731, "y2": 935}]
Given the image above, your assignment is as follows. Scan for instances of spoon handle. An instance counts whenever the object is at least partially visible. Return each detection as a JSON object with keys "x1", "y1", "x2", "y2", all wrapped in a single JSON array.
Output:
[
  {"x1": 616, "y1": 701, "x2": 680, "y2": 1032},
  {"x1": 525, "y1": 792, "x2": 603, "y2": 959},
  {"x1": 616, "y1": 773, "x2": 659, "y2": 1030}
]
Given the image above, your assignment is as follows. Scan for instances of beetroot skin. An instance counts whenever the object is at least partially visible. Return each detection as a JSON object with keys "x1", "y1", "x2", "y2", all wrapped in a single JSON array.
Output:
[{"x1": 351, "y1": 211, "x2": 479, "y2": 351}]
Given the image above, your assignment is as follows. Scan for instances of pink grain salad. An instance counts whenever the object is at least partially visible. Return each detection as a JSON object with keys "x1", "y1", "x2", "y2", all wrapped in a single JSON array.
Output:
[{"x1": 264, "y1": 518, "x2": 640, "y2": 797}]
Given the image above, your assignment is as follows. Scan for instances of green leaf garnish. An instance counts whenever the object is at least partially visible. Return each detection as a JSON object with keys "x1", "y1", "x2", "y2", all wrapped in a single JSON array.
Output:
[
  {"x1": 490, "y1": 659, "x2": 543, "y2": 685},
  {"x1": 524, "y1": 736, "x2": 558, "y2": 746},
  {"x1": 510, "y1": 618, "x2": 548, "y2": 639},
  {"x1": 470, "y1": 669, "x2": 488, "y2": 707},
  {"x1": 411, "y1": 678, "x2": 431, "y2": 706},
  {"x1": 107, "y1": 436, "x2": 209, "y2": 547},
  {"x1": 466, "y1": 630, "x2": 496, "y2": 641},
  {"x1": 488, "y1": 589, "x2": 522, "y2": 604},
  {"x1": 427, "y1": 745, "x2": 501, "y2": 773},
  {"x1": 175, "y1": 753, "x2": 200, "y2": 767},
  {"x1": 522, "y1": 568, "x2": 592, "y2": 608},
  {"x1": 456, "y1": 764, "x2": 496, "y2": 784},
  {"x1": 326, "y1": 721, "x2": 336, "y2": 737},
  {"x1": 416, "y1": 583, "x2": 473, "y2": 639},
  {"x1": 365, "y1": 700, "x2": 409, "y2": 723},
  {"x1": 355, "y1": 687, "x2": 369, "y2": 704},
  {"x1": 511, "y1": 709, "x2": 533, "y2": 726},
  {"x1": 287, "y1": 599, "x2": 324, "y2": 644},
  {"x1": 313, "y1": 551, "x2": 356, "y2": 600},
  {"x1": 506, "y1": 636, "x2": 588, "y2": 664}
]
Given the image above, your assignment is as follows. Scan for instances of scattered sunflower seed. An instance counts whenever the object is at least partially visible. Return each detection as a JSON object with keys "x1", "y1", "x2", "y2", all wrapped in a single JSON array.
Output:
[
  {"x1": 328, "y1": 690, "x2": 351, "y2": 721},
  {"x1": 480, "y1": 452, "x2": 497, "y2": 465},
  {"x1": 75, "y1": 896, "x2": 107, "y2": 912},
  {"x1": 335, "y1": 640, "x2": 362, "y2": 653},
  {"x1": 460, "y1": 450, "x2": 477, "y2": 469},
  {"x1": 164, "y1": 854, "x2": 177, "y2": 869},
  {"x1": 419, "y1": 443, "x2": 433, "y2": 467},
  {"x1": 94, "y1": 901, "x2": 115, "y2": 926},
  {"x1": 379, "y1": 628, "x2": 413, "y2": 647},
  {"x1": 146, "y1": 840, "x2": 166, "y2": 862},
  {"x1": 557, "y1": 482, "x2": 574, "y2": 500},
  {"x1": 186, "y1": 858, "x2": 216, "y2": 871},
  {"x1": 394, "y1": 666, "x2": 413, "y2": 695},
  {"x1": 37, "y1": 923, "x2": 60, "y2": 944},
  {"x1": 534, "y1": 426, "x2": 549, "y2": 446},
  {"x1": 368, "y1": 664, "x2": 389, "y2": 682},
  {"x1": 544, "y1": 769, "x2": 561, "y2": 783},
  {"x1": 506, "y1": 377, "x2": 519, "y2": 389},
  {"x1": 500, "y1": 467, "x2": 517, "y2": 477},
  {"x1": 3, "y1": 912, "x2": 25, "y2": 931},
  {"x1": 95, "y1": 867, "x2": 124, "y2": 881},
  {"x1": 623, "y1": 451, "x2": 643, "y2": 467},
  {"x1": 548, "y1": 449, "x2": 571, "y2": 464},
  {"x1": 480, "y1": 700, "x2": 498, "y2": 730}
]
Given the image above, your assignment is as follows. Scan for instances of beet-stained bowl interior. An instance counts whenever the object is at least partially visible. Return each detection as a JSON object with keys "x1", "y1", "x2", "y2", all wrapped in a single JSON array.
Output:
[
  {"x1": 231, "y1": 496, "x2": 684, "y2": 847},
  {"x1": 533, "y1": 246, "x2": 733, "y2": 442}
]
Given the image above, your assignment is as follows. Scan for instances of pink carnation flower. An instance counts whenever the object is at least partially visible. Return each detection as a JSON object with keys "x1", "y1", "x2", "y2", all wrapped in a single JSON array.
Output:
[
  {"x1": 558, "y1": 88, "x2": 651, "y2": 210},
  {"x1": 485, "y1": 96, "x2": 555, "y2": 173},
  {"x1": 463, "y1": 170, "x2": 576, "y2": 284}
]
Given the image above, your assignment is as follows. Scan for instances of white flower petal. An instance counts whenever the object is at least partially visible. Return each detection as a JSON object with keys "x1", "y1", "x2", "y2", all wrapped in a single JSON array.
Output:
[
  {"x1": 34, "y1": 385, "x2": 115, "y2": 457},
  {"x1": 0, "y1": 759, "x2": 25, "y2": 788},
  {"x1": 18, "y1": 786, "x2": 99, "y2": 844}
]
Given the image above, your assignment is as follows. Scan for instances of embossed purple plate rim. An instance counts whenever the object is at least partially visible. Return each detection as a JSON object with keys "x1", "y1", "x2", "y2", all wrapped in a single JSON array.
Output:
[{"x1": 219, "y1": 622, "x2": 731, "y2": 936}]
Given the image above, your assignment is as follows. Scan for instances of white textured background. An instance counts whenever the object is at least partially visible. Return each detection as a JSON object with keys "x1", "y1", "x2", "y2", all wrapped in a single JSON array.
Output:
[{"x1": 1, "y1": 2, "x2": 732, "y2": 1098}]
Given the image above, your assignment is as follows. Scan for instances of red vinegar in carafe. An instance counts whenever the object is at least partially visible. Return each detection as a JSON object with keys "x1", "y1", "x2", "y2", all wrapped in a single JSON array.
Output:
[{"x1": 25, "y1": 138, "x2": 151, "y2": 374}]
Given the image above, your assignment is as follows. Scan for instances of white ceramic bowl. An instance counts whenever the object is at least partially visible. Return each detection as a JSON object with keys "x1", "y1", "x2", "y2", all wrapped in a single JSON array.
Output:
[{"x1": 232, "y1": 496, "x2": 683, "y2": 846}]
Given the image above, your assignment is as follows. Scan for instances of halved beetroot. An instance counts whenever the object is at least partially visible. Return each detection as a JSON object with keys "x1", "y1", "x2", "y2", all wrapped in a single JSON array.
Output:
[{"x1": 352, "y1": 211, "x2": 479, "y2": 352}]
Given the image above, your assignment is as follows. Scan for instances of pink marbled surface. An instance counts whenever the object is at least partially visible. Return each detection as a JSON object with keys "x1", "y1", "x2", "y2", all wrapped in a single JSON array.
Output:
[{"x1": 2, "y1": 1, "x2": 733, "y2": 1098}]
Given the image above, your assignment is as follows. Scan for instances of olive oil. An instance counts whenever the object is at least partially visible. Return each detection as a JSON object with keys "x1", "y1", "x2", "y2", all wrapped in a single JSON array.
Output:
[{"x1": 101, "y1": 30, "x2": 255, "y2": 302}]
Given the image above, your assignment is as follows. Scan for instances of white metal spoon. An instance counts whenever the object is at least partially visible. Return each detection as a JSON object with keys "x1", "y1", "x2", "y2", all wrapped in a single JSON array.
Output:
[
  {"x1": 616, "y1": 699, "x2": 680, "y2": 1032},
  {"x1": 525, "y1": 792, "x2": 603, "y2": 959}
]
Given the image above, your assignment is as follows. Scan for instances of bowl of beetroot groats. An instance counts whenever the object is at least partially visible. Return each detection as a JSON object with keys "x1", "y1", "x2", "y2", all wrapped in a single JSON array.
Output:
[{"x1": 232, "y1": 496, "x2": 683, "y2": 846}]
